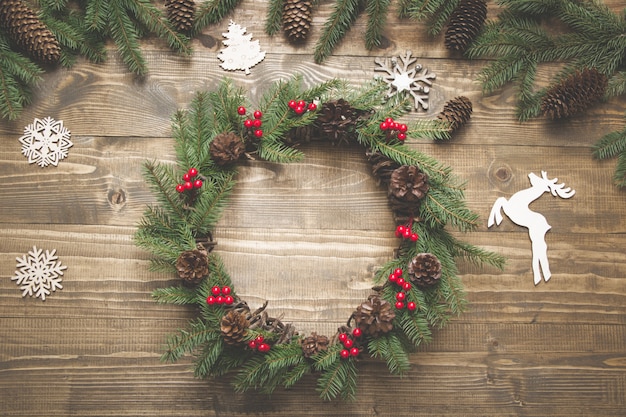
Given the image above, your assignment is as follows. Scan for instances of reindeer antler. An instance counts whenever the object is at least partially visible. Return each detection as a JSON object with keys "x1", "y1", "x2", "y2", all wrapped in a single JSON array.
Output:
[{"x1": 541, "y1": 171, "x2": 575, "y2": 198}]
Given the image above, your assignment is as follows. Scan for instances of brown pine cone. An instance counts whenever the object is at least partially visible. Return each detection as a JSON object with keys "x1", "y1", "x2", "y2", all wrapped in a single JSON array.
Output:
[
  {"x1": 0, "y1": 0, "x2": 61, "y2": 64},
  {"x1": 210, "y1": 132, "x2": 245, "y2": 165},
  {"x1": 165, "y1": 0, "x2": 195, "y2": 33},
  {"x1": 220, "y1": 310, "x2": 250, "y2": 345},
  {"x1": 541, "y1": 68, "x2": 608, "y2": 119},
  {"x1": 438, "y1": 96, "x2": 473, "y2": 131},
  {"x1": 366, "y1": 150, "x2": 400, "y2": 185},
  {"x1": 407, "y1": 253, "x2": 442, "y2": 288},
  {"x1": 316, "y1": 99, "x2": 363, "y2": 145},
  {"x1": 444, "y1": 0, "x2": 487, "y2": 52},
  {"x1": 175, "y1": 246, "x2": 209, "y2": 285},
  {"x1": 352, "y1": 295, "x2": 396, "y2": 338},
  {"x1": 301, "y1": 332, "x2": 329, "y2": 358},
  {"x1": 283, "y1": 0, "x2": 313, "y2": 43},
  {"x1": 388, "y1": 165, "x2": 429, "y2": 213}
]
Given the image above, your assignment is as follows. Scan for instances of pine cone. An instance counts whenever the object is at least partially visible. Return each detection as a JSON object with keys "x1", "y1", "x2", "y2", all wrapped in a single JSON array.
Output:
[
  {"x1": 352, "y1": 295, "x2": 396, "y2": 338},
  {"x1": 301, "y1": 332, "x2": 329, "y2": 358},
  {"x1": 285, "y1": 124, "x2": 314, "y2": 144},
  {"x1": 367, "y1": 150, "x2": 400, "y2": 185},
  {"x1": 165, "y1": 0, "x2": 195, "y2": 33},
  {"x1": 175, "y1": 246, "x2": 209, "y2": 285},
  {"x1": 438, "y1": 96, "x2": 473, "y2": 131},
  {"x1": 444, "y1": 0, "x2": 487, "y2": 52},
  {"x1": 388, "y1": 165, "x2": 429, "y2": 213},
  {"x1": 220, "y1": 310, "x2": 250, "y2": 345},
  {"x1": 210, "y1": 132, "x2": 245, "y2": 165},
  {"x1": 407, "y1": 253, "x2": 442, "y2": 288},
  {"x1": 0, "y1": 0, "x2": 61, "y2": 64},
  {"x1": 283, "y1": 0, "x2": 313, "y2": 43},
  {"x1": 316, "y1": 99, "x2": 363, "y2": 145},
  {"x1": 541, "y1": 68, "x2": 608, "y2": 119}
]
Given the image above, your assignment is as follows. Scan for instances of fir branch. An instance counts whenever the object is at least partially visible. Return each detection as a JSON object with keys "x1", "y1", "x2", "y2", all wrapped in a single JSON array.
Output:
[
  {"x1": 316, "y1": 352, "x2": 358, "y2": 401},
  {"x1": 365, "y1": 0, "x2": 391, "y2": 50},
  {"x1": 368, "y1": 333, "x2": 411, "y2": 375},
  {"x1": 606, "y1": 71, "x2": 626, "y2": 98},
  {"x1": 161, "y1": 319, "x2": 220, "y2": 362},
  {"x1": 188, "y1": 171, "x2": 236, "y2": 235},
  {"x1": 108, "y1": 0, "x2": 147, "y2": 75},
  {"x1": 192, "y1": 0, "x2": 243, "y2": 35},
  {"x1": 399, "y1": 310, "x2": 432, "y2": 348},
  {"x1": 265, "y1": 0, "x2": 286, "y2": 35},
  {"x1": 409, "y1": 0, "x2": 460, "y2": 36},
  {"x1": 193, "y1": 335, "x2": 225, "y2": 378},
  {"x1": 152, "y1": 285, "x2": 198, "y2": 305},
  {"x1": 313, "y1": 0, "x2": 364, "y2": 64},
  {"x1": 593, "y1": 126, "x2": 626, "y2": 188},
  {"x1": 614, "y1": 152, "x2": 626, "y2": 187},
  {"x1": 0, "y1": 37, "x2": 43, "y2": 120},
  {"x1": 134, "y1": 206, "x2": 196, "y2": 263},
  {"x1": 142, "y1": 161, "x2": 187, "y2": 219}
]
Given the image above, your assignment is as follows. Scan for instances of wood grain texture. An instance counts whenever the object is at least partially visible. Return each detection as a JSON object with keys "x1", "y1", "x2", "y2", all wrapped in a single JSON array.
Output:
[{"x1": 1, "y1": 0, "x2": 625, "y2": 416}]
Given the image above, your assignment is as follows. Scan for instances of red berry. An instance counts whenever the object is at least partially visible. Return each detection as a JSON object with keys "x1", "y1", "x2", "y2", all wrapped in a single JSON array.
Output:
[
  {"x1": 193, "y1": 179, "x2": 203, "y2": 189},
  {"x1": 385, "y1": 117, "x2": 394, "y2": 124},
  {"x1": 392, "y1": 122, "x2": 400, "y2": 130},
  {"x1": 211, "y1": 286, "x2": 221, "y2": 296},
  {"x1": 237, "y1": 106, "x2": 246, "y2": 115},
  {"x1": 410, "y1": 233, "x2": 418, "y2": 241},
  {"x1": 343, "y1": 339, "x2": 353, "y2": 348},
  {"x1": 206, "y1": 295, "x2": 215, "y2": 305},
  {"x1": 397, "y1": 132, "x2": 407, "y2": 141},
  {"x1": 395, "y1": 225, "x2": 405, "y2": 237},
  {"x1": 253, "y1": 110, "x2": 262, "y2": 119},
  {"x1": 297, "y1": 100, "x2": 306, "y2": 108},
  {"x1": 379, "y1": 122, "x2": 389, "y2": 131},
  {"x1": 215, "y1": 295, "x2": 224, "y2": 304},
  {"x1": 176, "y1": 184, "x2": 185, "y2": 193},
  {"x1": 258, "y1": 343, "x2": 270, "y2": 352},
  {"x1": 352, "y1": 328, "x2": 362, "y2": 338},
  {"x1": 182, "y1": 173, "x2": 191, "y2": 182},
  {"x1": 255, "y1": 335, "x2": 265, "y2": 343},
  {"x1": 403, "y1": 228, "x2": 411, "y2": 239},
  {"x1": 253, "y1": 119, "x2": 262, "y2": 128},
  {"x1": 288, "y1": 100, "x2": 297, "y2": 108},
  {"x1": 254, "y1": 129, "x2": 263, "y2": 138},
  {"x1": 399, "y1": 124, "x2": 408, "y2": 133},
  {"x1": 307, "y1": 103, "x2": 317, "y2": 111},
  {"x1": 403, "y1": 281, "x2": 412, "y2": 291},
  {"x1": 244, "y1": 119, "x2": 253, "y2": 128},
  {"x1": 407, "y1": 301, "x2": 417, "y2": 311},
  {"x1": 188, "y1": 167, "x2": 198, "y2": 177},
  {"x1": 184, "y1": 181, "x2": 193, "y2": 190},
  {"x1": 221, "y1": 286, "x2": 231, "y2": 295},
  {"x1": 340, "y1": 349, "x2": 350, "y2": 359},
  {"x1": 350, "y1": 347, "x2": 359, "y2": 357},
  {"x1": 248, "y1": 340, "x2": 257, "y2": 349},
  {"x1": 396, "y1": 292, "x2": 406, "y2": 302},
  {"x1": 294, "y1": 106, "x2": 305, "y2": 115},
  {"x1": 224, "y1": 295, "x2": 234, "y2": 305},
  {"x1": 396, "y1": 277, "x2": 405, "y2": 287},
  {"x1": 388, "y1": 273, "x2": 398, "y2": 283},
  {"x1": 338, "y1": 333, "x2": 348, "y2": 343},
  {"x1": 394, "y1": 268, "x2": 403, "y2": 276},
  {"x1": 395, "y1": 301, "x2": 405, "y2": 309}
]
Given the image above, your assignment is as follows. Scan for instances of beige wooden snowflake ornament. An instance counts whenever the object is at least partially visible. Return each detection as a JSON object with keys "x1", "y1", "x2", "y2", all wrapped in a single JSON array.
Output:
[
  {"x1": 19, "y1": 117, "x2": 72, "y2": 167},
  {"x1": 12, "y1": 246, "x2": 66, "y2": 300}
]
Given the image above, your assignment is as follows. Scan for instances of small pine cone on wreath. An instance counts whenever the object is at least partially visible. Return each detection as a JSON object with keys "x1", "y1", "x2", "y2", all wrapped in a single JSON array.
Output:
[
  {"x1": 283, "y1": 0, "x2": 313, "y2": 43},
  {"x1": 210, "y1": 132, "x2": 245, "y2": 166},
  {"x1": 438, "y1": 96, "x2": 473, "y2": 132},
  {"x1": 165, "y1": 0, "x2": 195, "y2": 33},
  {"x1": 285, "y1": 124, "x2": 314, "y2": 145},
  {"x1": 316, "y1": 99, "x2": 363, "y2": 145},
  {"x1": 220, "y1": 310, "x2": 250, "y2": 345},
  {"x1": 444, "y1": 0, "x2": 487, "y2": 52},
  {"x1": 301, "y1": 332, "x2": 329, "y2": 358},
  {"x1": 366, "y1": 150, "x2": 400, "y2": 185},
  {"x1": 407, "y1": 253, "x2": 442, "y2": 288},
  {"x1": 541, "y1": 68, "x2": 608, "y2": 119},
  {"x1": 175, "y1": 245, "x2": 209, "y2": 285},
  {"x1": 352, "y1": 295, "x2": 396, "y2": 338},
  {"x1": 388, "y1": 165, "x2": 429, "y2": 213},
  {"x1": 0, "y1": 0, "x2": 61, "y2": 64}
]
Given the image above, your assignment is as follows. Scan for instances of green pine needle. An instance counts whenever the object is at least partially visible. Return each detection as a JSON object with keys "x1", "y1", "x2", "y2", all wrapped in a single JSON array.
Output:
[
  {"x1": 192, "y1": 0, "x2": 243, "y2": 36},
  {"x1": 314, "y1": 0, "x2": 364, "y2": 64},
  {"x1": 265, "y1": 0, "x2": 286, "y2": 35}
]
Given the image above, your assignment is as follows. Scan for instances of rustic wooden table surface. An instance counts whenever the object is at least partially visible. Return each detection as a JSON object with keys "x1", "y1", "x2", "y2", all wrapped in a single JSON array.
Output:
[{"x1": 1, "y1": 1, "x2": 625, "y2": 416}]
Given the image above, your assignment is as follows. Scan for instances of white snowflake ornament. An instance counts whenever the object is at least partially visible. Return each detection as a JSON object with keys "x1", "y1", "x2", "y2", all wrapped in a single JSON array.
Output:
[
  {"x1": 19, "y1": 116, "x2": 72, "y2": 167},
  {"x1": 12, "y1": 246, "x2": 66, "y2": 301},
  {"x1": 217, "y1": 20, "x2": 266, "y2": 75},
  {"x1": 374, "y1": 51, "x2": 436, "y2": 111}
]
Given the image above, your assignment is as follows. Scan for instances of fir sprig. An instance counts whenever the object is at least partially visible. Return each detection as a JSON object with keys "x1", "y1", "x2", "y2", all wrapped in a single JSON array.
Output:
[{"x1": 192, "y1": 0, "x2": 243, "y2": 36}]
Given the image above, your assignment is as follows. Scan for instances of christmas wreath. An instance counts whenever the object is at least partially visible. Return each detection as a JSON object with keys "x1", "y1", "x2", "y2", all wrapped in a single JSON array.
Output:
[{"x1": 135, "y1": 75, "x2": 504, "y2": 400}]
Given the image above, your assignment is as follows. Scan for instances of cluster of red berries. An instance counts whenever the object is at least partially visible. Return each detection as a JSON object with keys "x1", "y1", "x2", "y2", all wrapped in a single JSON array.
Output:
[
  {"x1": 206, "y1": 285, "x2": 234, "y2": 306},
  {"x1": 175, "y1": 167, "x2": 202, "y2": 193},
  {"x1": 395, "y1": 224, "x2": 418, "y2": 241},
  {"x1": 338, "y1": 328, "x2": 362, "y2": 359},
  {"x1": 248, "y1": 334, "x2": 271, "y2": 353},
  {"x1": 388, "y1": 268, "x2": 417, "y2": 311},
  {"x1": 288, "y1": 99, "x2": 317, "y2": 115},
  {"x1": 379, "y1": 117, "x2": 408, "y2": 142},
  {"x1": 238, "y1": 106, "x2": 264, "y2": 138}
]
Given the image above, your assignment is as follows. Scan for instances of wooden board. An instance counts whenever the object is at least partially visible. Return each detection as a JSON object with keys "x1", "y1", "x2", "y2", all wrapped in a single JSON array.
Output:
[{"x1": 0, "y1": 1, "x2": 625, "y2": 416}]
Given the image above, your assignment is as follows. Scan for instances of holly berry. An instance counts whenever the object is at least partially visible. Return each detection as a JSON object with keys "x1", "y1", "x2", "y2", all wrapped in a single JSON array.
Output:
[
  {"x1": 350, "y1": 347, "x2": 359, "y2": 357},
  {"x1": 407, "y1": 301, "x2": 417, "y2": 311},
  {"x1": 224, "y1": 295, "x2": 234, "y2": 305},
  {"x1": 343, "y1": 339, "x2": 353, "y2": 348},
  {"x1": 182, "y1": 173, "x2": 191, "y2": 182},
  {"x1": 244, "y1": 119, "x2": 253, "y2": 128},
  {"x1": 221, "y1": 286, "x2": 231, "y2": 295},
  {"x1": 396, "y1": 292, "x2": 406, "y2": 302},
  {"x1": 206, "y1": 295, "x2": 215, "y2": 305},
  {"x1": 188, "y1": 167, "x2": 198, "y2": 177},
  {"x1": 410, "y1": 233, "x2": 419, "y2": 241},
  {"x1": 176, "y1": 184, "x2": 185, "y2": 193},
  {"x1": 184, "y1": 181, "x2": 193, "y2": 190},
  {"x1": 193, "y1": 179, "x2": 203, "y2": 189},
  {"x1": 237, "y1": 106, "x2": 246, "y2": 115},
  {"x1": 211, "y1": 286, "x2": 221, "y2": 296},
  {"x1": 385, "y1": 117, "x2": 394, "y2": 124},
  {"x1": 215, "y1": 295, "x2": 224, "y2": 304},
  {"x1": 338, "y1": 333, "x2": 348, "y2": 343},
  {"x1": 380, "y1": 122, "x2": 389, "y2": 131},
  {"x1": 308, "y1": 102, "x2": 317, "y2": 111},
  {"x1": 352, "y1": 328, "x2": 362, "y2": 338},
  {"x1": 258, "y1": 343, "x2": 271, "y2": 352},
  {"x1": 394, "y1": 268, "x2": 403, "y2": 276},
  {"x1": 248, "y1": 340, "x2": 257, "y2": 349},
  {"x1": 340, "y1": 349, "x2": 350, "y2": 359},
  {"x1": 403, "y1": 281, "x2": 412, "y2": 291},
  {"x1": 288, "y1": 100, "x2": 297, "y2": 109},
  {"x1": 253, "y1": 110, "x2": 263, "y2": 119},
  {"x1": 397, "y1": 132, "x2": 407, "y2": 141},
  {"x1": 255, "y1": 335, "x2": 265, "y2": 344},
  {"x1": 254, "y1": 129, "x2": 263, "y2": 138},
  {"x1": 297, "y1": 100, "x2": 306, "y2": 108},
  {"x1": 396, "y1": 277, "x2": 405, "y2": 287},
  {"x1": 395, "y1": 225, "x2": 405, "y2": 237},
  {"x1": 388, "y1": 273, "x2": 398, "y2": 283},
  {"x1": 399, "y1": 124, "x2": 408, "y2": 133},
  {"x1": 395, "y1": 301, "x2": 405, "y2": 309},
  {"x1": 253, "y1": 119, "x2": 262, "y2": 128},
  {"x1": 294, "y1": 106, "x2": 305, "y2": 115},
  {"x1": 403, "y1": 228, "x2": 412, "y2": 239}
]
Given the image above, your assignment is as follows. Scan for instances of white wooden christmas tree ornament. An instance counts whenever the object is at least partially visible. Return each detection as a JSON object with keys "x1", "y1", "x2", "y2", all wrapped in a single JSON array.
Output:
[
  {"x1": 19, "y1": 116, "x2": 72, "y2": 167},
  {"x1": 217, "y1": 21, "x2": 266, "y2": 75},
  {"x1": 12, "y1": 246, "x2": 66, "y2": 301},
  {"x1": 488, "y1": 171, "x2": 575, "y2": 285}
]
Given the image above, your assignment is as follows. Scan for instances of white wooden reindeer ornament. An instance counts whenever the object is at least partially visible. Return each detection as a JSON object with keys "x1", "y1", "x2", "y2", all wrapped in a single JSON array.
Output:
[{"x1": 488, "y1": 171, "x2": 575, "y2": 285}]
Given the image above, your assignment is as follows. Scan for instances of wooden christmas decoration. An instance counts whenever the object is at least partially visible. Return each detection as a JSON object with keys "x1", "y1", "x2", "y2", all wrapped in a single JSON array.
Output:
[{"x1": 217, "y1": 21, "x2": 266, "y2": 75}]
